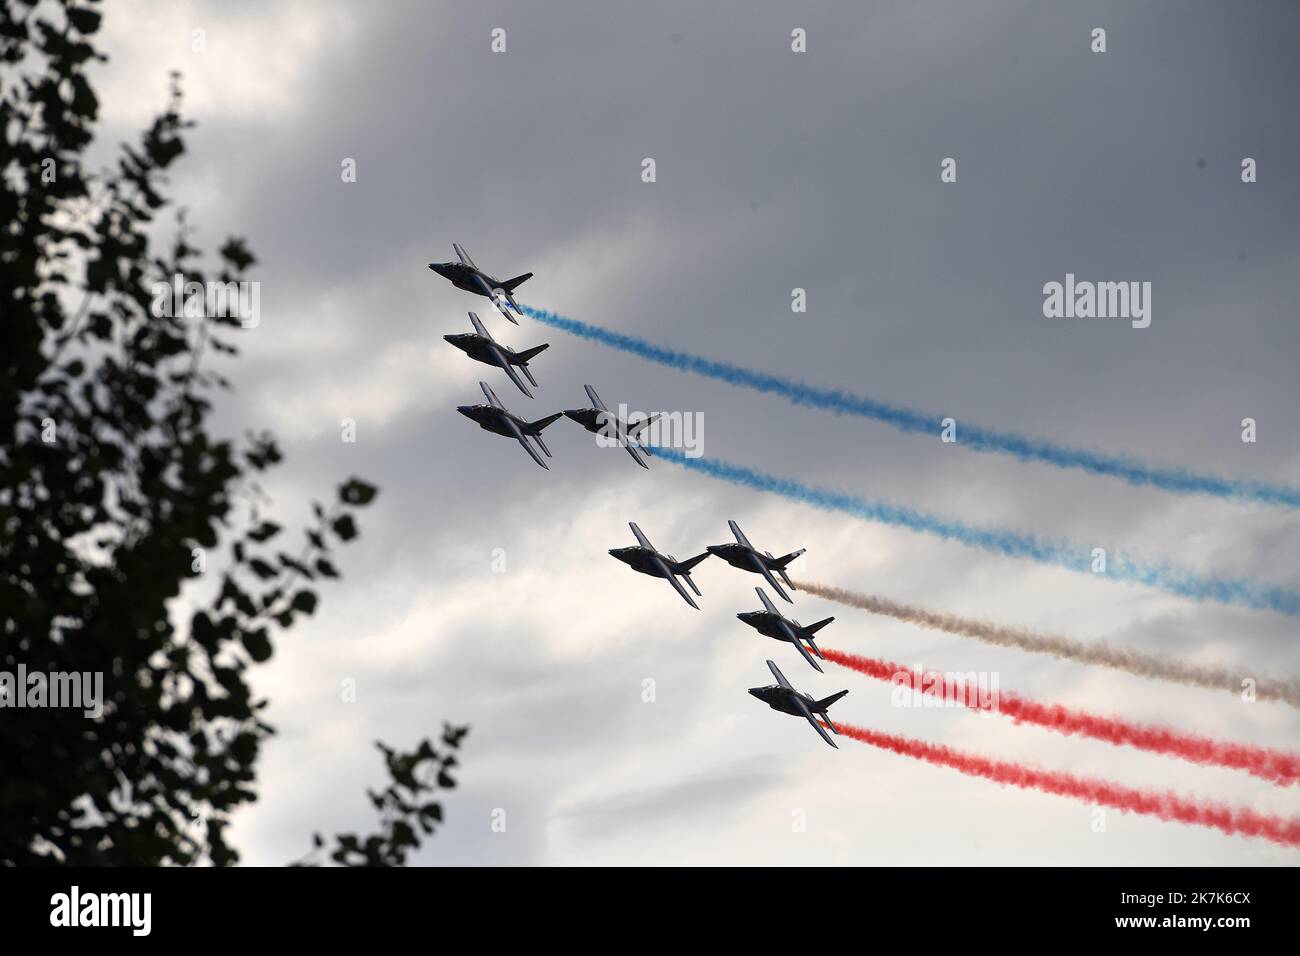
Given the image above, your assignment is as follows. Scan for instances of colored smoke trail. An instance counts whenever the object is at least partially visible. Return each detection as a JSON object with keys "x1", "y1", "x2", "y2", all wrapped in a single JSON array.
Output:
[
  {"x1": 837, "y1": 722, "x2": 1300, "y2": 849},
  {"x1": 821, "y1": 647, "x2": 1300, "y2": 786},
  {"x1": 648, "y1": 447, "x2": 1299, "y2": 616},
  {"x1": 519, "y1": 303, "x2": 1300, "y2": 509},
  {"x1": 799, "y1": 581, "x2": 1300, "y2": 708}
]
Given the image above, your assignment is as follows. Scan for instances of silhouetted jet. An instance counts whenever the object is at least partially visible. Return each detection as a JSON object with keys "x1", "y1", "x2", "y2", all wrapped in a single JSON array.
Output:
[
  {"x1": 444, "y1": 312, "x2": 549, "y2": 398},
  {"x1": 749, "y1": 659, "x2": 848, "y2": 749},
  {"x1": 456, "y1": 381, "x2": 562, "y2": 469},
  {"x1": 706, "y1": 520, "x2": 806, "y2": 603},
  {"x1": 563, "y1": 385, "x2": 658, "y2": 469},
  {"x1": 608, "y1": 522, "x2": 710, "y2": 609},
  {"x1": 737, "y1": 587, "x2": 835, "y2": 672},
  {"x1": 428, "y1": 243, "x2": 532, "y2": 324}
]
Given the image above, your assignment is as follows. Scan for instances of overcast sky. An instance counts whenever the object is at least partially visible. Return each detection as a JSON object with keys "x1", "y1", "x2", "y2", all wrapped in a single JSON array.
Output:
[{"x1": 94, "y1": 0, "x2": 1299, "y2": 864}]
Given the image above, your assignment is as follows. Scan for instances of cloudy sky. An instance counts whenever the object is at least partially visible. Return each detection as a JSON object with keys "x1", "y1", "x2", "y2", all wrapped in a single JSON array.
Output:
[{"x1": 93, "y1": 0, "x2": 1299, "y2": 864}]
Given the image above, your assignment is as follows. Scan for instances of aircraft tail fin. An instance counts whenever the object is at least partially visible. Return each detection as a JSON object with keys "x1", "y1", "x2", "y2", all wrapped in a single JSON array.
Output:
[
  {"x1": 674, "y1": 551, "x2": 711, "y2": 574},
  {"x1": 515, "y1": 343, "x2": 549, "y2": 364},
  {"x1": 501, "y1": 272, "x2": 532, "y2": 293},
  {"x1": 771, "y1": 548, "x2": 806, "y2": 570},
  {"x1": 628, "y1": 412, "x2": 660, "y2": 436},
  {"x1": 681, "y1": 572, "x2": 702, "y2": 598},
  {"x1": 805, "y1": 616, "x2": 835, "y2": 635},
  {"x1": 816, "y1": 689, "x2": 848, "y2": 711},
  {"x1": 527, "y1": 412, "x2": 563, "y2": 433},
  {"x1": 527, "y1": 413, "x2": 562, "y2": 456},
  {"x1": 520, "y1": 364, "x2": 539, "y2": 388}
]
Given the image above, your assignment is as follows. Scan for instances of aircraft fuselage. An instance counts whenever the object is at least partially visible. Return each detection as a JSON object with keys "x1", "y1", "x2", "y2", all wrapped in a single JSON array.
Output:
[
  {"x1": 736, "y1": 610, "x2": 797, "y2": 642},
  {"x1": 446, "y1": 333, "x2": 516, "y2": 367},
  {"x1": 707, "y1": 542, "x2": 768, "y2": 571},
  {"x1": 748, "y1": 685, "x2": 823, "y2": 718},
  {"x1": 563, "y1": 407, "x2": 632, "y2": 437},
  {"x1": 456, "y1": 404, "x2": 525, "y2": 438},
  {"x1": 429, "y1": 262, "x2": 501, "y2": 297},
  {"x1": 608, "y1": 546, "x2": 671, "y2": 578}
]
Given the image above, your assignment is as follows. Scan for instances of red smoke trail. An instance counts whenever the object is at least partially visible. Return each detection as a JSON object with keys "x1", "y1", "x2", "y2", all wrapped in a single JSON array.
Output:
[
  {"x1": 837, "y1": 721, "x2": 1300, "y2": 849},
  {"x1": 822, "y1": 647, "x2": 1300, "y2": 787}
]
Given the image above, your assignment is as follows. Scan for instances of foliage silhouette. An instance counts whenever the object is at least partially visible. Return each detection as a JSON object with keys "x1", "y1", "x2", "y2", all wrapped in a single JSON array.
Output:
[
  {"x1": 0, "y1": 0, "x2": 460, "y2": 865},
  {"x1": 294, "y1": 725, "x2": 470, "y2": 867}
]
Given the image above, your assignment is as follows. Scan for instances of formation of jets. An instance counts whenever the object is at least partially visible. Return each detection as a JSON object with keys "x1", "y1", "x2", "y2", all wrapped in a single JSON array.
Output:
[
  {"x1": 435, "y1": 245, "x2": 847, "y2": 748},
  {"x1": 606, "y1": 518, "x2": 848, "y2": 748},
  {"x1": 434, "y1": 244, "x2": 656, "y2": 470}
]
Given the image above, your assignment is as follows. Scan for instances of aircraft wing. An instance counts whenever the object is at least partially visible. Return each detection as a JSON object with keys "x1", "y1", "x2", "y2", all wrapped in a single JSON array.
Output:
[
  {"x1": 764, "y1": 608, "x2": 816, "y2": 671},
  {"x1": 453, "y1": 242, "x2": 477, "y2": 268},
  {"x1": 766, "y1": 659, "x2": 794, "y2": 690},
  {"x1": 749, "y1": 552, "x2": 793, "y2": 603},
  {"x1": 755, "y1": 589, "x2": 814, "y2": 664},
  {"x1": 480, "y1": 381, "x2": 506, "y2": 409},
  {"x1": 628, "y1": 522, "x2": 654, "y2": 550},
  {"x1": 623, "y1": 441, "x2": 649, "y2": 469},
  {"x1": 650, "y1": 553, "x2": 699, "y2": 609},
  {"x1": 489, "y1": 345, "x2": 533, "y2": 398},
  {"x1": 728, "y1": 519, "x2": 755, "y2": 549},
  {"x1": 793, "y1": 694, "x2": 838, "y2": 748},
  {"x1": 789, "y1": 637, "x2": 823, "y2": 673},
  {"x1": 471, "y1": 272, "x2": 519, "y2": 325},
  {"x1": 468, "y1": 311, "x2": 491, "y2": 339},
  {"x1": 583, "y1": 384, "x2": 609, "y2": 412},
  {"x1": 502, "y1": 415, "x2": 549, "y2": 470}
]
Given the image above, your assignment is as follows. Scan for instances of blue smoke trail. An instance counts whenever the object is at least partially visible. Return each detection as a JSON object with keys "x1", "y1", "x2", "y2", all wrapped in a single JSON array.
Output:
[
  {"x1": 520, "y1": 304, "x2": 1300, "y2": 509},
  {"x1": 651, "y1": 447, "x2": 1299, "y2": 617}
]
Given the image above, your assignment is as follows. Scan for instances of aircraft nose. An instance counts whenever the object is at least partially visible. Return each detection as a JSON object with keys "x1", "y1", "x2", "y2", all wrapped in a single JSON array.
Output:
[
  {"x1": 456, "y1": 405, "x2": 473, "y2": 417},
  {"x1": 562, "y1": 409, "x2": 582, "y2": 422},
  {"x1": 706, "y1": 545, "x2": 722, "y2": 556},
  {"x1": 747, "y1": 688, "x2": 764, "y2": 700}
]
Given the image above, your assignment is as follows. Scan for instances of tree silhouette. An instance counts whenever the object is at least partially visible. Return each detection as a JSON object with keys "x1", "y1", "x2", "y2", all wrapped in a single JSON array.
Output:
[{"x1": 0, "y1": 0, "x2": 462, "y2": 865}]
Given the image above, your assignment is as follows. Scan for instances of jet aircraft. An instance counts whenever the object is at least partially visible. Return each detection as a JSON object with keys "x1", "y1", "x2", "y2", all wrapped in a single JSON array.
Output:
[
  {"x1": 748, "y1": 659, "x2": 848, "y2": 749},
  {"x1": 428, "y1": 243, "x2": 532, "y2": 324},
  {"x1": 608, "y1": 522, "x2": 710, "y2": 609},
  {"x1": 444, "y1": 312, "x2": 549, "y2": 397},
  {"x1": 563, "y1": 385, "x2": 658, "y2": 469},
  {"x1": 456, "y1": 381, "x2": 562, "y2": 469},
  {"x1": 736, "y1": 587, "x2": 835, "y2": 672},
  {"x1": 706, "y1": 520, "x2": 806, "y2": 603}
]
